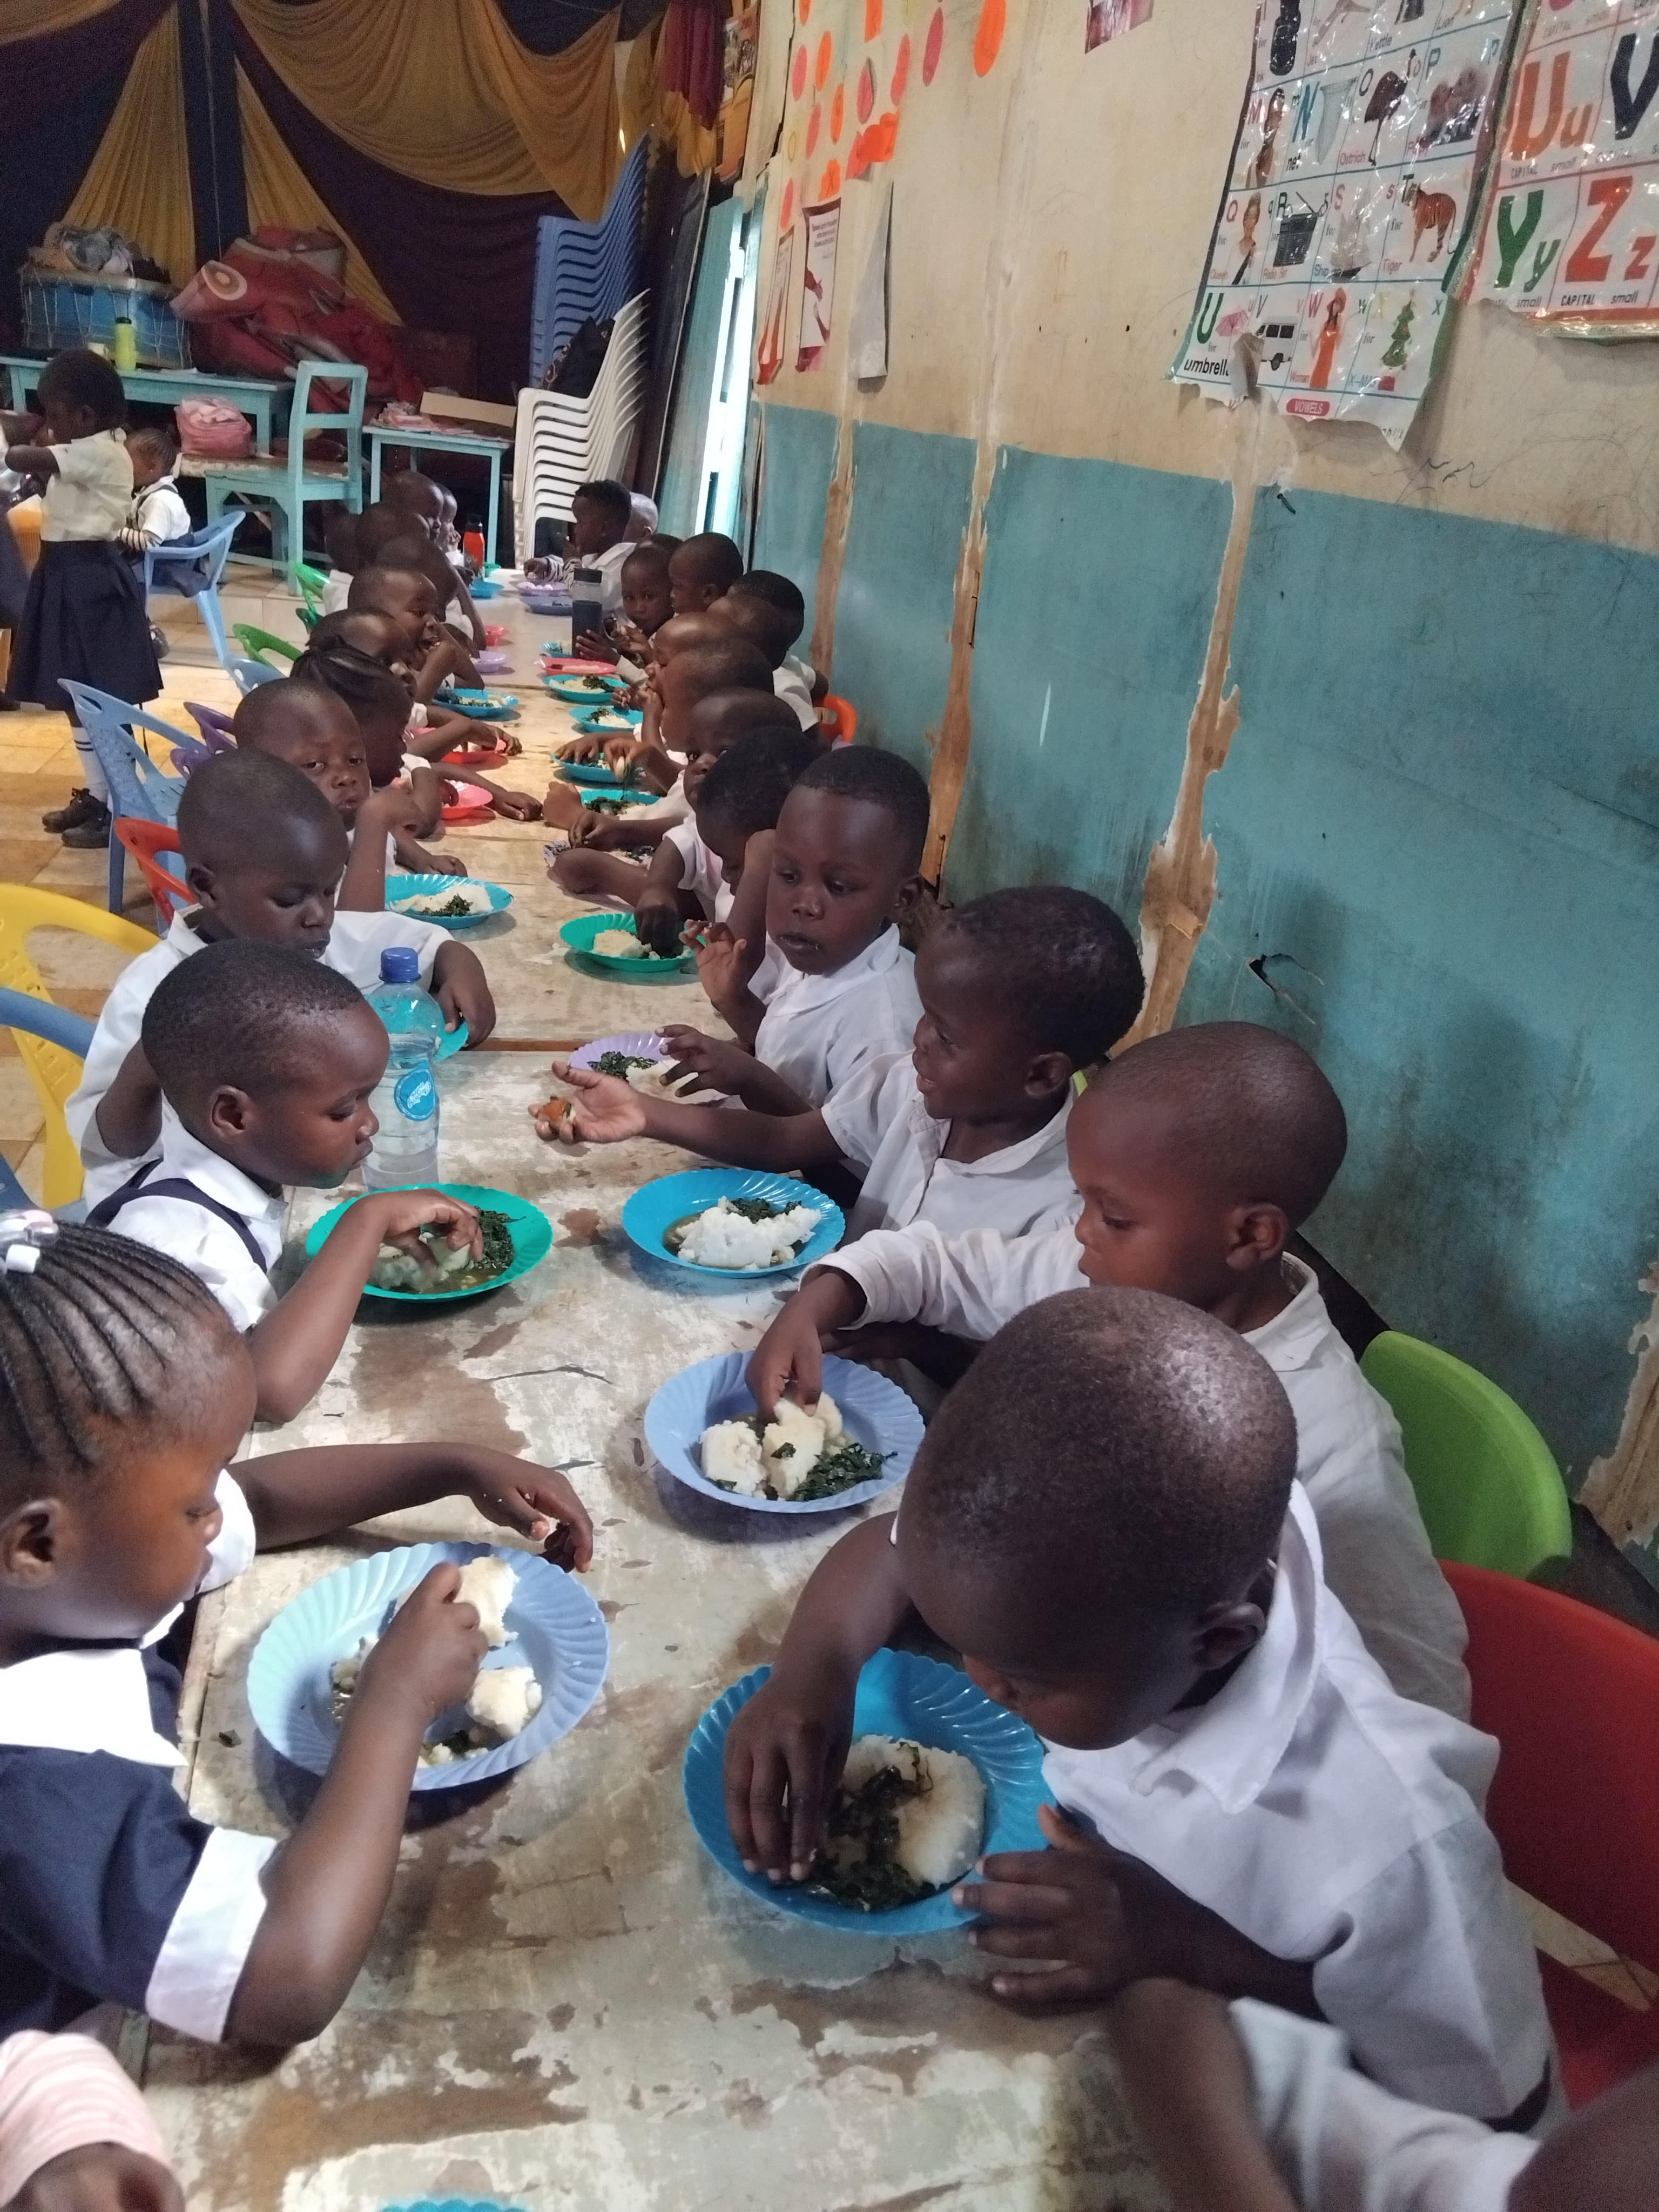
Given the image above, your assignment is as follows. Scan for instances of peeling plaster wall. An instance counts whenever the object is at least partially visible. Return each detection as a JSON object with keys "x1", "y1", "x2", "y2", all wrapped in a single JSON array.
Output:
[{"x1": 738, "y1": 0, "x2": 1659, "y2": 1572}]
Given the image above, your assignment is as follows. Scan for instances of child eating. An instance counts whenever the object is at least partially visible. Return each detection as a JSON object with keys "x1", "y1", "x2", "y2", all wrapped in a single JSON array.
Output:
[
  {"x1": 729, "y1": 569, "x2": 824, "y2": 705},
  {"x1": 89, "y1": 940, "x2": 485, "y2": 1422},
  {"x1": 667, "y1": 530, "x2": 744, "y2": 615},
  {"x1": 724, "y1": 1288, "x2": 1553, "y2": 2127},
  {"x1": 682, "y1": 746, "x2": 929, "y2": 1109},
  {"x1": 564, "y1": 478, "x2": 635, "y2": 648},
  {"x1": 0, "y1": 1219, "x2": 590, "y2": 2044},
  {"x1": 552, "y1": 887, "x2": 1139, "y2": 1254},
  {"x1": 67, "y1": 751, "x2": 493, "y2": 1207},
  {"x1": 347, "y1": 558, "x2": 483, "y2": 700},
  {"x1": 232, "y1": 677, "x2": 446, "y2": 907},
  {"x1": 709, "y1": 590, "x2": 817, "y2": 727},
  {"x1": 748, "y1": 1021, "x2": 1469, "y2": 1719}
]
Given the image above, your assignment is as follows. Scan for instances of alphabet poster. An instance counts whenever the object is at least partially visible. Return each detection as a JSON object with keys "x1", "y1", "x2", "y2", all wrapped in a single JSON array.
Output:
[
  {"x1": 1459, "y1": 0, "x2": 1659, "y2": 335},
  {"x1": 797, "y1": 200, "x2": 841, "y2": 369},
  {"x1": 1173, "y1": 0, "x2": 1517, "y2": 447}
]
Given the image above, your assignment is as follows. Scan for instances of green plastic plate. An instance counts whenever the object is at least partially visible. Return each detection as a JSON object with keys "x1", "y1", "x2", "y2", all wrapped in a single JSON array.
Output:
[{"x1": 303, "y1": 1183, "x2": 554, "y2": 1303}]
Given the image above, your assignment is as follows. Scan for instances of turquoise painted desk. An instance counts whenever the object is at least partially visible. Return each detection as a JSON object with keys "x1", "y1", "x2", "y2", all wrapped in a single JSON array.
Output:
[
  {"x1": 0, "y1": 355, "x2": 291, "y2": 454},
  {"x1": 367, "y1": 421, "x2": 512, "y2": 565}
]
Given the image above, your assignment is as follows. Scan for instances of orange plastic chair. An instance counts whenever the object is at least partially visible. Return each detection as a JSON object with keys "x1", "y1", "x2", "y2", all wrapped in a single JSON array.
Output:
[
  {"x1": 114, "y1": 819, "x2": 189, "y2": 928},
  {"x1": 1445, "y1": 1561, "x2": 1659, "y2": 2106},
  {"x1": 820, "y1": 693, "x2": 858, "y2": 744}
]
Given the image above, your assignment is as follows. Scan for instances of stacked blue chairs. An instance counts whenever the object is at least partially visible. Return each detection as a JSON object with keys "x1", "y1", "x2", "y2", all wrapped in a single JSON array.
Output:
[{"x1": 529, "y1": 138, "x2": 649, "y2": 386}]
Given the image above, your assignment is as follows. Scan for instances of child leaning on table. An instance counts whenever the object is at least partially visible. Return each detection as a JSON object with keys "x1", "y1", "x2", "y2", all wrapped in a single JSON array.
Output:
[
  {"x1": 87, "y1": 939, "x2": 488, "y2": 1425},
  {"x1": 0, "y1": 1219, "x2": 591, "y2": 2047},
  {"x1": 749, "y1": 1020, "x2": 1471, "y2": 1721},
  {"x1": 1104, "y1": 1979, "x2": 1655, "y2": 2211},
  {"x1": 66, "y1": 751, "x2": 493, "y2": 1209},
  {"x1": 550, "y1": 888, "x2": 1140, "y2": 1261},
  {"x1": 667, "y1": 745, "x2": 930, "y2": 1112},
  {"x1": 303, "y1": 606, "x2": 509, "y2": 772},
  {"x1": 725, "y1": 1288, "x2": 1555, "y2": 2129}
]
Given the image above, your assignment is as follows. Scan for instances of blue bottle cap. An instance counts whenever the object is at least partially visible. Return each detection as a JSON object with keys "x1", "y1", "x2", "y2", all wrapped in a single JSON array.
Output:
[{"x1": 379, "y1": 946, "x2": 420, "y2": 983}]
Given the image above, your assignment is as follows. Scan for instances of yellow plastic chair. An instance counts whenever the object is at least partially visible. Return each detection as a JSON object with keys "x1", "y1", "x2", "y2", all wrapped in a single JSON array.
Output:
[
  {"x1": 0, "y1": 887, "x2": 156, "y2": 1207},
  {"x1": 1360, "y1": 1328, "x2": 1574, "y2": 1580}
]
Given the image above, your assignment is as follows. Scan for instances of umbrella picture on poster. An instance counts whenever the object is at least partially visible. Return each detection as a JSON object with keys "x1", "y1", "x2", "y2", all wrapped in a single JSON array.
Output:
[
  {"x1": 757, "y1": 227, "x2": 793, "y2": 385},
  {"x1": 797, "y1": 200, "x2": 841, "y2": 371}
]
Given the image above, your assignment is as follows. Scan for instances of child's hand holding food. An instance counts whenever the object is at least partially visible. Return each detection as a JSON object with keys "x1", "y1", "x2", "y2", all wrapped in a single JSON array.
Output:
[
  {"x1": 359, "y1": 1563, "x2": 488, "y2": 1724},
  {"x1": 488, "y1": 787, "x2": 543, "y2": 820},
  {"x1": 537, "y1": 1061, "x2": 648, "y2": 1146},
  {"x1": 356, "y1": 1189, "x2": 483, "y2": 1276},
  {"x1": 431, "y1": 943, "x2": 495, "y2": 1041},
  {"x1": 556, "y1": 732, "x2": 606, "y2": 764},
  {"x1": 457, "y1": 1448, "x2": 595, "y2": 1571},
  {"x1": 723, "y1": 1658, "x2": 858, "y2": 1881},
  {"x1": 634, "y1": 887, "x2": 685, "y2": 955}
]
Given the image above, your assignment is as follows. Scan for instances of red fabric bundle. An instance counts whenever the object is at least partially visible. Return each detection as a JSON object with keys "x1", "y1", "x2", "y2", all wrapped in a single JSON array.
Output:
[
  {"x1": 660, "y1": 0, "x2": 725, "y2": 127},
  {"x1": 171, "y1": 232, "x2": 419, "y2": 407}
]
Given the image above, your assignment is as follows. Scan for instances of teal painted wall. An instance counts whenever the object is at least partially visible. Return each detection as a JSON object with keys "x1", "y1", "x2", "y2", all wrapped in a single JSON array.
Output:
[
  {"x1": 751, "y1": 419, "x2": 1659, "y2": 1501},
  {"x1": 827, "y1": 422, "x2": 977, "y2": 777}
]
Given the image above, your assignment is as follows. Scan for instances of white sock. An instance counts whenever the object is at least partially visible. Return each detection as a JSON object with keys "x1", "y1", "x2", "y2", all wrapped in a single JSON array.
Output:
[{"x1": 71, "y1": 730, "x2": 110, "y2": 804}]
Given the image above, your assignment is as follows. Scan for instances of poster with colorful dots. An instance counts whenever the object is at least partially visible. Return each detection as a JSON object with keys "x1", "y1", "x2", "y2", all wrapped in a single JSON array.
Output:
[{"x1": 1172, "y1": 0, "x2": 1517, "y2": 448}]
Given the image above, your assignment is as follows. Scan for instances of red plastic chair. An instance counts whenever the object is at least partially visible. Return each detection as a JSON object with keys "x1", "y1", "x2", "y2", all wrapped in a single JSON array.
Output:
[
  {"x1": 1446, "y1": 1562, "x2": 1659, "y2": 2106},
  {"x1": 113, "y1": 819, "x2": 189, "y2": 928},
  {"x1": 820, "y1": 693, "x2": 858, "y2": 745}
]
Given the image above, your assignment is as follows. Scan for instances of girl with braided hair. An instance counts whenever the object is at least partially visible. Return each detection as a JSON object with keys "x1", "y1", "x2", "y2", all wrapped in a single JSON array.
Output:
[{"x1": 0, "y1": 1219, "x2": 591, "y2": 2049}]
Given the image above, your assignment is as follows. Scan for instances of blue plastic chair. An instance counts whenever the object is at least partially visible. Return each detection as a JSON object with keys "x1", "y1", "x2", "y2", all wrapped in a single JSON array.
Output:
[
  {"x1": 231, "y1": 655, "x2": 280, "y2": 695},
  {"x1": 141, "y1": 513, "x2": 243, "y2": 672},
  {"x1": 197, "y1": 360, "x2": 368, "y2": 585},
  {"x1": 56, "y1": 682, "x2": 188, "y2": 913},
  {"x1": 0, "y1": 983, "x2": 96, "y2": 1210}
]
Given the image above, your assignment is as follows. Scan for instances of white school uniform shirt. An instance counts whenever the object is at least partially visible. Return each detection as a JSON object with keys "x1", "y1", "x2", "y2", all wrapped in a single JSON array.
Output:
[
  {"x1": 68, "y1": 906, "x2": 446, "y2": 1204},
  {"x1": 320, "y1": 568, "x2": 350, "y2": 615},
  {"x1": 1230, "y1": 2000, "x2": 1540, "y2": 2211},
  {"x1": 0, "y1": 1470, "x2": 275, "y2": 2044},
  {"x1": 753, "y1": 926, "x2": 923, "y2": 1109},
  {"x1": 122, "y1": 475, "x2": 191, "y2": 550},
  {"x1": 665, "y1": 818, "x2": 734, "y2": 923},
  {"x1": 772, "y1": 665, "x2": 818, "y2": 730},
  {"x1": 835, "y1": 1234, "x2": 1469, "y2": 1719},
  {"x1": 1043, "y1": 1486, "x2": 1550, "y2": 2121},
  {"x1": 821, "y1": 1053, "x2": 1083, "y2": 1240},
  {"x1": 784, "y1": 651, "x2": 817, "y2": 695},
  {"x1": 95, "y1": 1104, "x2": 284, "y2": 1333},
  {"x1": 41, "y1": 429, "x2": 132, "y2": 542}
]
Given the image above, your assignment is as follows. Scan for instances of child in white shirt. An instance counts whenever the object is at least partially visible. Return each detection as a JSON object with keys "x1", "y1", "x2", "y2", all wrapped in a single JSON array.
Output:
[
  {"x1": 725, "y1": 1289, "x2": 1554, "y2": 2127},
  {"x1": 69, "y1": 750, "x2": 492, "y2": 1205},
  {"x1": 709, "y1": 590, "x2": 818, "y2": 730},
  {"x1": 91, "y1": 936, "x2": 488, "y2": 1423},
  {"x1": 1106, "y1": 1980, "x2": 1651, "y2": 2211},
  {"x1": 728, "y1": 569, "x2": 826, "y2": 710},
  {"x1": 550, "y1": 887, "x2": 1141, "y2": 1252},
  {"x1": 0, "y1": 1218, "x2": 590, "y2": 2046},
  {"x1": 115, "y1": 426, "x2": 191, "y2": 562},
  {"x1": 751, "y1": 1020, "x2": 1470, "y2": 1721},
  {"x1": 630, "y1": 725, "x2": 821, "y2": 954}
]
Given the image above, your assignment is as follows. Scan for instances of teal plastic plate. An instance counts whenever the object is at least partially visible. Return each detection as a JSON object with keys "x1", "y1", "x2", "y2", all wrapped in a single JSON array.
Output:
[
  {"x1": 437, "y1": 687, "x2": 520, "y2": 721},
  {"x1": 436, "y1": 1017, "x2": 468, "y2": 1061},
  {"x1": 546, "y1": 677, "x2": 624, "y2": 705},
  {"x1": 304, "y1": 1183, "x2": 554, "y2": 1302},
  {"x1": 559, "y1": 912, "x2": 695, "y2": 975},
  {"x1": 386, "y1": 873, "x2": 512, "y2": 932},
  {"x1": 574, "y1": 707, "x2": 643, "y2": 734}
]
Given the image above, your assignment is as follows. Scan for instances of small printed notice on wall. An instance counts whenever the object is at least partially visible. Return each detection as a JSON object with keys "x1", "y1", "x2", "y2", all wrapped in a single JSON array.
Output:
[
  {"x1": 797, "y1": 200, "x2": 842, "y2": 370},
  {"x1": 1172, "y1": 0, "x2": 1516, "y2": 447},
  {"x1": 1085, "y1": 0, "x2": 1151, "y2": 53},
  {"x1": 1458, "y1": 0, "x2": 1659, "y2": 338},
  {"x1": 757, "y1": 228, "x2": 793, "y2": 385}
]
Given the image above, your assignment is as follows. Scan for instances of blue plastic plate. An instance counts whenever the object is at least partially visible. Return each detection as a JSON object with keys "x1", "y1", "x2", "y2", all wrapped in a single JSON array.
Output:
[
  {"x1": 437, "y1": 687, "x2": 520, "y2": 721},
  {"x1": 559, "y1": 913, "x2": 696, "y2": 974},
  {"x1": 645, "y1": 1351, "x2": 921, "y2": 1514},
  {"x1": 546, "y1": 677, "x2": 624, "y2": 705},
  {"x1": 574, "y1": 706, "x2": 643, "y2": 734},
  {"x1": 304, "y1": 1182, "x2": 554, "y2": 1301},
  {"x1": 247, "y1": 1540, "x2": 609, "y2": 1790},
  {"x1": 684, "y1": 1649, "x2": 1051, "y2": 1930},
  {"x1": 555, "y1": 760, "x2": 628, "y2": 789},
  {"x1": 436, "y1": 1017, "x2": 468, "y2": 1061},
  {"x1": 621, "y1": 1168, "x2": 844, "y2": 1278},
  {"x1": 386, "y1": 873, "x2": 513, "y2": 931}
]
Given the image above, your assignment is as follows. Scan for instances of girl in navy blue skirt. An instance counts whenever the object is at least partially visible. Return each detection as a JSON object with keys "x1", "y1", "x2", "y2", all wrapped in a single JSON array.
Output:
[{"x1": 4, "y1": 348, "x2": 161, "y2": 850}]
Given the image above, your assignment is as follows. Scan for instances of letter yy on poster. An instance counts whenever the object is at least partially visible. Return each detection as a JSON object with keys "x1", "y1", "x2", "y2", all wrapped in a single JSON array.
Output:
[
  {"x1": 798, "y1": 200, "x2": 842, "y2": 370},
  {"x1": 1458, "y1": 0, "x2": 1659, "y2": 338},
  {"x1": 1173, "y1": 0, "x2": 1518, "y2": 448}
]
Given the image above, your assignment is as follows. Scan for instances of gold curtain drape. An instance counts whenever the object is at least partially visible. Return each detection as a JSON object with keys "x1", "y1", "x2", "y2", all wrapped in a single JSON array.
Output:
[
  {"x1": 61, "y1": 2, "x2": 196, "y2": 287},
  {"x1": 0, "y1": 0, "x2": 123, "y2": 41},
  {"x1": 231, "y1": 0, "x2": 622, "y2": 220},
  {"x1": 235, "y1": 62, "x2": 401, "y2": 322}
]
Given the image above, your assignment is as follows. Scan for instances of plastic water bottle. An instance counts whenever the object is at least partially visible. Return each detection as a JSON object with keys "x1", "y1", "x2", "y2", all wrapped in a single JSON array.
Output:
[{"x1": 364, "y1": 947, "x2": 444, "y2": 1188}]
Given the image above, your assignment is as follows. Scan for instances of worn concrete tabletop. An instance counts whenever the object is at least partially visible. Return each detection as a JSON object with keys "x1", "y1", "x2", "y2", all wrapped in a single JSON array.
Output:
[{"x1": 140, "y1": 795, "x2": 1158, "y2": 2211}]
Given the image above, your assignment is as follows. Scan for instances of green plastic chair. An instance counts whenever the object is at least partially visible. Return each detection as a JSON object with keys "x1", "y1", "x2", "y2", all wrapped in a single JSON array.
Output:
[
  {"x1": 294, "y1": 562, "x2": 328, "y2": 629},
  {"x1": 1360, "y1": 1329, "x2": 1573, "y2": 1580},
  {"x1": 232, "y1": 623, "x2": 300, "y2": 670}
]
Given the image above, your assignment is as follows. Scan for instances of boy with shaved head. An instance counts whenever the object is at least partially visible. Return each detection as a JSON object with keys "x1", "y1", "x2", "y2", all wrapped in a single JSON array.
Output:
[
  {"x1": 726, "y1": 1288, "x2": 1554, "y2": 2132},
  {"x1": 66, "y1": 751, "x2": 491, "y2": 1206},
  {"x1": 751, "y1": 1021, "x2": 1469, "y2": 1720}
]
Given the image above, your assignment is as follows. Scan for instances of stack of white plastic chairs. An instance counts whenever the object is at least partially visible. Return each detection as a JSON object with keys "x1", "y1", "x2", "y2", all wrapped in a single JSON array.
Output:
[{"x1": 512, "y1": 292, "x2": 650, "y2": 562}]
